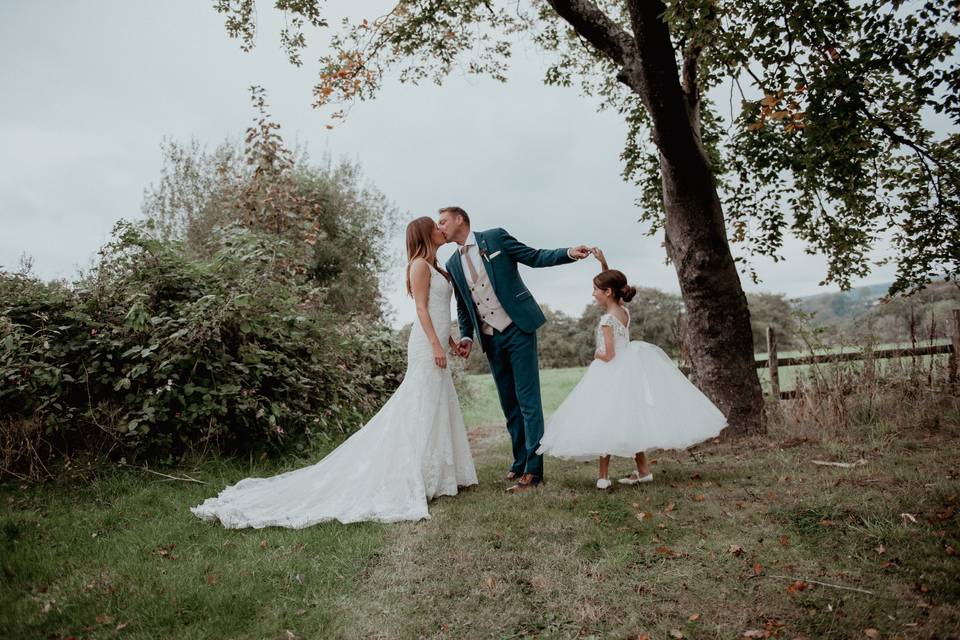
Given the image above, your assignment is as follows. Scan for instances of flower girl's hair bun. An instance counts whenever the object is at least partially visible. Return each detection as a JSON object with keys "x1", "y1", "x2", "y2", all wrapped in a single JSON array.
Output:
[{"x1": 593, "y1": 269, "x2": 636, "y2": 303}]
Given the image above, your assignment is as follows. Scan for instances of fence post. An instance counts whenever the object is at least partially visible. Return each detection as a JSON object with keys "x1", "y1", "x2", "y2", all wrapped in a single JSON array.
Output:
[
  {"x1": 950, "y1": 308, "x2": 960, "y2": 387},
  {"x1": 767, "y1": 326, "x2": 780, "y2": 400}
]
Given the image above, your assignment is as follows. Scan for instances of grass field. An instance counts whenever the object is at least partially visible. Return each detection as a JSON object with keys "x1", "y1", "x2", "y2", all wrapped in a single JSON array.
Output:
[{"x1": 3, "y1": 369, "x2": 959, "y2": 639}]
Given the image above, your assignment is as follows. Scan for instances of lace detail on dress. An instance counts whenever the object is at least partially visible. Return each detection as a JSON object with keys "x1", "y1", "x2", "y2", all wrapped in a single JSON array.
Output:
[{"x1": 596, "y1": 308, "x2": 631, "y2": 356}]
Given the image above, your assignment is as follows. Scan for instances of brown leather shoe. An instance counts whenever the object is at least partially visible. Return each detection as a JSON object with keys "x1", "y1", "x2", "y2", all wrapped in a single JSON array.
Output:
[{"x1": 506, "y1": 473, "x2": 542, "y2": 493}]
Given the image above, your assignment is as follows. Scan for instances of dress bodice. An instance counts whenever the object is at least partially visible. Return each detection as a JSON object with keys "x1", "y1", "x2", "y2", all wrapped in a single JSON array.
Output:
[
  {"x1": 408, "y1": 267, "x2": 453, "y2": 365},
  {"x1": 595, "y1": 307, "x2": 630, "y2": 356}
]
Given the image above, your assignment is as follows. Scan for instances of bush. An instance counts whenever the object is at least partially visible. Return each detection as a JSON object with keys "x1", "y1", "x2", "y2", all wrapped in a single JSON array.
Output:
[{"x1": 0, "y1": 222, "x2": 405, "y2": 476}]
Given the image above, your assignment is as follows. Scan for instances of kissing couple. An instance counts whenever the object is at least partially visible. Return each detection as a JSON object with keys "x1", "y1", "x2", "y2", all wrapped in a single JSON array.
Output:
[{"x1": 192, "y1": 207, "x2": 726, "y2": 527}]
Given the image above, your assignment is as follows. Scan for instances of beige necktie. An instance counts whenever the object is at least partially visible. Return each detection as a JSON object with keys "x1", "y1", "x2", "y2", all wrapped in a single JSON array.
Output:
[{"x1": 460, "y1": 245, "x2": 480, "y2": 284}]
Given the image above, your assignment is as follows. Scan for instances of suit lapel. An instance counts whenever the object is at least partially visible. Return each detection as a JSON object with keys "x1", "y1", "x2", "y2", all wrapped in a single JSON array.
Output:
[
  {"x1": 449, "y1": 251, "x2": 468, "y2": 297},
  {"x1": 475, "y1": 230, "x2": 498, "y2": 287}
]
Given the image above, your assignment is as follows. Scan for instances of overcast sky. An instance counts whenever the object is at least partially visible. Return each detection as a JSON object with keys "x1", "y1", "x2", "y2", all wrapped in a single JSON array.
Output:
[{"x1": 1, "y1": 1, "x2": 903, "y2": 328}]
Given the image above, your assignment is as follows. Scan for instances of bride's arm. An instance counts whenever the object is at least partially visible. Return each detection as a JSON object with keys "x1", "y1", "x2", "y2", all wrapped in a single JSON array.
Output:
[
  {"x1": 410, "y1": 260, "x2": 448, "y2": 369},
  {"x1": 594, "y1": 325, "x2": 616, "y2": 362}
]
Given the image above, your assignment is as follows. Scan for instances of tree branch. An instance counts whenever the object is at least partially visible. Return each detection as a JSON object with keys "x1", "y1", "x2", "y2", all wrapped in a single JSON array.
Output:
[{"x1": 543, "y1": 0, "x2": 637, "y2": 69}]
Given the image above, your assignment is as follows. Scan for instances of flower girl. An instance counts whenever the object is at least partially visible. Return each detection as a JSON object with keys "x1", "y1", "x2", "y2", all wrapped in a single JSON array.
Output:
[{"x1": 537, "y1": 249, "x2": 727, "y2": 489}]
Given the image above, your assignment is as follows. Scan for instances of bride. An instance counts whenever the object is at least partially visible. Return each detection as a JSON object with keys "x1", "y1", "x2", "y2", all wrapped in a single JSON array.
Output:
[{"x1": 191, "y1": 217, "x2": 478, "y2": 527}]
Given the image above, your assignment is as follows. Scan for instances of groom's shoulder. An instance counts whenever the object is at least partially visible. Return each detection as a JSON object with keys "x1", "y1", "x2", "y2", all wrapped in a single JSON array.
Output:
[{"x1": 480, "y1": 227, "x2": 509, "y2": 239}]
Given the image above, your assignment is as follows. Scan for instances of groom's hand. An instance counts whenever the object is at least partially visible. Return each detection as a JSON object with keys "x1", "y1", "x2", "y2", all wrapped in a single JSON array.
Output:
[{"x1": 569, "y1": 245, "x2": 592, "y2": 260}]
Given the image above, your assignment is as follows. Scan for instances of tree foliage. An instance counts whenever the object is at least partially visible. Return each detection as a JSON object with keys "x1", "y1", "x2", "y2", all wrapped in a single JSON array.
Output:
[
  {"x1": 213, "y1": 0, "x2": 959, "y2": 294},
  {"x1": 143, "y1": 86, "x2": 399, "y2": 318}
]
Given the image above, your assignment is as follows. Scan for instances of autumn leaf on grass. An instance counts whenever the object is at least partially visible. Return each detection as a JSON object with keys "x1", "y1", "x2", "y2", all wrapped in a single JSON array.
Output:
[
  {"x1": 778, "y1": 535, "x2": 790, "y2": 546},
  {"x1": 693, "y1": 494, "x2": 705, "y2": 502},
  {"x1": 689, "y1": 613, "x2": 701, "y2": 621},
  {"x1": 741, "y1": 631, "x2": 765, "y2": 639},
  {"x1": 636, "y1": 511, "x2": 653, "y2": 521},
  {"x1": 152, "y1": 544, "x2": 178, "y2": 560},
  {"x1": 259, "y1": 539, "x2": 269, "y2": 550},
  {"x1": 874, "y1": 544, "x2": 886, "y2": 555},
  {"x1": 95, "y1": 615, "x2": 114, "y2": 625},
  {"x1": 206, "y1": 574, "x2": 218, "y2": 585},
  {"x1": 752, "y1": 562, "x2": 763, "y2": 576},
  {"x1": 656, "y1": 546, "x2": 678, "y2": 558},
  {"x1": 786, "y1": 579, "x2": 810, "y2": 594},
  {"x1": 484, "y1": 575, "x2": 497, "y2": 591},
  {"x1": 589, "y1": 510, "x2": 601, "y2": 524},
  {"x1": 670, "y1": 629, "x2": 684, "y2": 639},
  {"x1": 663, "y1": 501, "x2": 676, "y2": 513},
  {"x1": 728, "y1": 544, "x2": 745, "y2": 557},
  {"x1": 864, "y1": 629, "x2": 879, "y2": 639}
]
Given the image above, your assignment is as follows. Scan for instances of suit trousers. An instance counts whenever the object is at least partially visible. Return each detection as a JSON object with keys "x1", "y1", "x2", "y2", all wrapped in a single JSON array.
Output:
[{"x1": 481, "y1": 324, "x2": 544, "y2": 479}]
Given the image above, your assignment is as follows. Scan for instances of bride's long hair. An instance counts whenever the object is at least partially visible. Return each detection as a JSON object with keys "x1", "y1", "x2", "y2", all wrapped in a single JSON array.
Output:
[{"x1": 406, "y1": 216, "x2": 448, "y2": 295}]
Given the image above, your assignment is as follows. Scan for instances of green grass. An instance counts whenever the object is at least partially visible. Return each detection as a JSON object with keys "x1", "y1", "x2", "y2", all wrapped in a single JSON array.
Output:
[
  {"x1": 1, "y1": 453, "x2": 388, "y2": 639},
  {"x1": 3, "y1": 369, "x2": 960, "y2": 639}
]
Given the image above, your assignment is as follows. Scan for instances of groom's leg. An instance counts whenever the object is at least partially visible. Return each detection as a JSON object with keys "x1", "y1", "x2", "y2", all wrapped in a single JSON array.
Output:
[
  {"x1": 503, "y1": 326, "x2": 545, "y2": 480},
  {"x1": 483, "y1": 332, "x2": 526, "y2": 475}
]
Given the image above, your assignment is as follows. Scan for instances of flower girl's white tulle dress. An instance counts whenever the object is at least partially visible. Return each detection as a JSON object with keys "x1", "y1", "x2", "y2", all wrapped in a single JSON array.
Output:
[
  {"x1": 537, "y1": 308, "x2": 727, "y2": 460},
  {"x1": 191, "y1": 269, "x2": 478, "y2": 528}
]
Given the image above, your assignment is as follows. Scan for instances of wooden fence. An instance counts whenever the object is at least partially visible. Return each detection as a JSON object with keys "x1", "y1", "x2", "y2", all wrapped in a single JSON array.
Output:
[{"x1": 759, "y1": 309, "x2": 959, "y2": 400}]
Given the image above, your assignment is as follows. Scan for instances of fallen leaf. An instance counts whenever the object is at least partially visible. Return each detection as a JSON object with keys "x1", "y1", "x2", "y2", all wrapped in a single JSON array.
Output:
[
  {"x1": 95, "y1": 615, "x2": 114, "y2": 624},
  {"x1": 636, "y1": 511, "x2": 652, "y2": 521},
  {"x1": 729, "y1": 544, "x2": 745, "y2": 556},
  {"x1": 864, "y1": 629, "x2": 879, "y2": 639},
  {"x1": 670, "y1": 630, "x2": 684, "y2": 639},
  {"x1": 779, "y1": 535, "x2": 790, "y2": 546},
  {"x1": 693, "y1": 494, "x2": 705, "y2": 502},
  {"x1": 689, "y1": 612, "x2": 701, "y2": 621},
  {"x1": 742, "y1": 631, "x2": 765, "y2": 639},
  {"x1": 41, "y1": 601, "x2": 54, "y2": 613},
  {"x1": 900, "y1": 513, "x2": 917, "y2": 524},
  {"x1": 656, "y1": 545, "x2": 677, "y2": 557},
  {"x1": 946, "y1": 545, "x2": 957, "y2": 556},
  {"x1": 484, "y1": 575, "x2": 497, "y2": 590},
  {"x1": 637, "y1": 635, "x2": 651, "y2": 640},
  {"x1": 664, "y1": 502, "x2": 676, "y2": 512},
  {"x1": 786, "y1": 579, "x2": 810, "y2": 594},
  {"x1": 116, "y1": 622, "x2": 129, "y2": 631},
  {"x1": 206, "y1": 574, "x2": 218, "y2": 585},
  {"x1": 259, "y1": 539, "x2": 268, "y2": 550},
  {"x1": 752, "y1": 562, "x2": 763, "y2": 575},
  {"x1": 875, "y1": 544, "x2": 886, "y2": 555}
]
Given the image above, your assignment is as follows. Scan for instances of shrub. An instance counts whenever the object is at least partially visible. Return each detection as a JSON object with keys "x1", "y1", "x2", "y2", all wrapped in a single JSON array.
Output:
[{"x1": 0, "y1": 222, "x2": 405, "y2": 476}]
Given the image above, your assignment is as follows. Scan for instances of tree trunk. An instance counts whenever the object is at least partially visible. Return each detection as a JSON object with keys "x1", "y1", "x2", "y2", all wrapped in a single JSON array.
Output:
[
  {"x1": 623, "y1": 0, "x2": 766, "y2": 436},
  {"x1": 659, "y1": 152, "x2": 766, "y2": 435}
]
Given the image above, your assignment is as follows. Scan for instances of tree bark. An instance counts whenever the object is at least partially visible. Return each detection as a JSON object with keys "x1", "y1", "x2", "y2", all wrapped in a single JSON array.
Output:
[
  {"x1": 547, "y1": 0, "x2": 766, "y2": 435},
  {"x1": 627, "y1": 0, "x2": 765, "y2": 435}
]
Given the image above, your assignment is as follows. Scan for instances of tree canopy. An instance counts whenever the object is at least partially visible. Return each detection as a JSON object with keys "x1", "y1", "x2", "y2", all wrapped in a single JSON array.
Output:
[{"x1": 214, "y1": 0, "x2": 959, "y2": 295}]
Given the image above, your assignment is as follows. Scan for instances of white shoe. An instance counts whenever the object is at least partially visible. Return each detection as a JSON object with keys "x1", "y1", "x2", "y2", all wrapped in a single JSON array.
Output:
[
  {"x1": 596, "y1": 478, "x2": 612, "y2": 490},
  {"x1": 618, "y1": 472, "x2": 653, "y2": 485}
]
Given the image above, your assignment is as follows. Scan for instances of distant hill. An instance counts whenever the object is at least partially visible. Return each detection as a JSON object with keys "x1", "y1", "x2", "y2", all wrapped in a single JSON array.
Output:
[{"x1": 793, "y1": 282, "x2": 891, "y2": 325}]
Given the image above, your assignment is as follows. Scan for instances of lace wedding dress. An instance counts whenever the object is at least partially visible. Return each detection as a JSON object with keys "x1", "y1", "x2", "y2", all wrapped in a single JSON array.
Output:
[
  {"x1": 191, "y1": 268, "x2": 478, "y2": 527},
  {"x1": 538, "y1": 307, "x2": 727, "y2": 460}
]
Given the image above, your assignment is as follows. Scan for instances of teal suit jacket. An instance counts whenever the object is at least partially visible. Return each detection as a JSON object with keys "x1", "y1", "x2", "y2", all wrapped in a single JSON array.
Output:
[{"x1": 446, "y1": 228, "x2": 575, "y2": 349}]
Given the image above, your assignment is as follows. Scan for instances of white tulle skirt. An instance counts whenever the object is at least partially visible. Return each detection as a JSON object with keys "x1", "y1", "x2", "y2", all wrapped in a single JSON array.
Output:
[{"x1": 537, "y1": 341, "x2": 727, "y2": 460}]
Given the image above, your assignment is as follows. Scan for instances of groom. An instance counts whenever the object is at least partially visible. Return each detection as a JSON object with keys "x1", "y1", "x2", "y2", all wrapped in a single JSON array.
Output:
[{"x1": 438, "y1": 206, "x2": 591, "y2": 493}]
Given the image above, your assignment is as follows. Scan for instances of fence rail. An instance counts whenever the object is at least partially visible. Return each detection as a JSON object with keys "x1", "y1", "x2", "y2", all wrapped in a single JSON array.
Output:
[{"x1": 760, "y1": 308, "x2": 959, "y2": 400}]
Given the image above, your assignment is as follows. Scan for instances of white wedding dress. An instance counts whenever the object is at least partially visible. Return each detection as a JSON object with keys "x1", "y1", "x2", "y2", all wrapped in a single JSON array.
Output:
[{"x1": 191, "y1": 268, "x2": 478, "y2": 527}]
